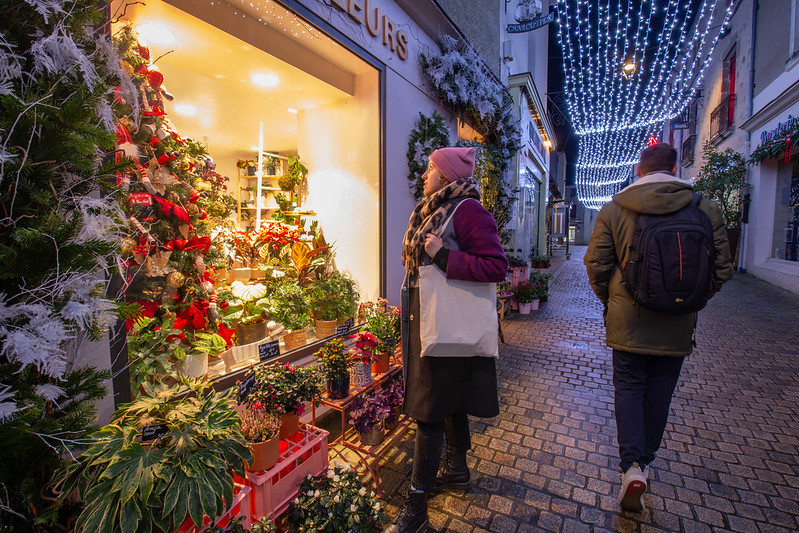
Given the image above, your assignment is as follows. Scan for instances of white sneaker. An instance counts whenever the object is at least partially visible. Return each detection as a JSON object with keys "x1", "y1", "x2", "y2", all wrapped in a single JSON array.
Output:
[{"x1": 618, "y1": 463, "x2": 647, "y2": 511}]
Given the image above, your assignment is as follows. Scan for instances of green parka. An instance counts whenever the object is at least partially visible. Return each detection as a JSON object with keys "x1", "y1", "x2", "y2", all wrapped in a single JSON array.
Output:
[{"x1": 584, "y1": 172, "x2": 734, "y2": 356}]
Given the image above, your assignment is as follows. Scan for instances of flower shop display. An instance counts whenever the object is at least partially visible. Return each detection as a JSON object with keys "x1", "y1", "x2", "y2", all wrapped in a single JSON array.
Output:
[
  {"x1": 285, "y1": 464, "x2": 386, "y2": 532},
  {"x1": 174, "y1": 331, "x2": 227, "y2": 378},
  {"x1": 359, "y1": 299, "x2": 401, "y2": 374},
  {"x1": 348, "y1": 393, "x2": 392, "y2": 446},
  {"x1": 315, "y1": 338, "x2": 352, "y2": 399},
  {"x1": 224, "y1": 282, "x2": 270, "y2": 345},
  {"x1": 267, "y1": 280, "x2": 311, "y2": 351},
  {"x1": 240, "y1": 404, "x2": 282, "y2": 472},
  {"x1": 347, "y1": 332, "x2": 382, "y2": 386},
  {"x1": 59, "y1": 381, "x2": 251, "y2": 533},
  {"x1": 248, "y1": 362, "x2": 323, "y2": 438}
]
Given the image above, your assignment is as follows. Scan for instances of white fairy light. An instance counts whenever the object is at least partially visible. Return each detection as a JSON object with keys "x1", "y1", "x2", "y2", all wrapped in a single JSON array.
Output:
[{"x1": 555, "y1": 0, "x2": 734, "y2": 208}]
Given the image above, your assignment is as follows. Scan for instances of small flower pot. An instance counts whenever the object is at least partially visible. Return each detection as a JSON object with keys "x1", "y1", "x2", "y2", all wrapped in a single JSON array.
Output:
[
  {"x1": 177, "y1": 352, "x2": 208, "y2": 378},
  {"x1": 279, "y1": 411, "x2": 300, "y2": 439},
  {"x1": 326, "y1": 375, "x2": 350, "y2": 400},
  {"x1": 359, "y1": 425, "x2": 385, "y2": 446},
  {"x1": 283, "y1": 327, "x2": 308, "y2": 352},
  {"x1": 372, "y1": 351, "x2": 390, "y2": 375},
  {"x1": 315, "y1": 318, "x2": 338, "y2": 339},
  {"x1": 350, "y1": 362, "x2": 373, "y2": 387},
  {"x1": 247, "y1": 434, "x2": 280, "y2": 472},
  {"x1": 237, "y1": 320, "x2": 268, "y2": 346},
  {"x1": 518, "y1": 302, "x2": 532, "y2": 315}
]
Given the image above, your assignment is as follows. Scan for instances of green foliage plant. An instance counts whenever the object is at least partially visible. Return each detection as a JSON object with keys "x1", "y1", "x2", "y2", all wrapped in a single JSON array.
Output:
[
  {"x1": 309, "y1": 271, "x2": 359, "y2": 321},
  {"x1": 225, "y1": 281, "x2": 269, "y2": 326},
  {"x1": 314, "y1": 337, "x2": 351, "y2": 379},
  {"x1": 126, "y1": 314, "x2": 181, "y2": 392},
  {"x1": 512, "y1": 282, "x2": 538, "y2": 304},
  {"x1": 406, "y1": 112, "x2": 450, "y2": 200},
  {"x1": 248, "y1": 362, "x2": 322, "y2": 415},
  {"x1": 359, "y1": 298, "x2": 400, "y2": 352},
  {"x1": 285, "y1": 464, "x2": 386, "y2": 532},
  {"x1": 694, "y1": 141, "x2": 749, "y2": 230},
  {"x1": 268, "y1": 280, "x2": 311, "y2": 331},
  {"x1": 60, "y1": 381, "x2": 252, "y2": 533}
]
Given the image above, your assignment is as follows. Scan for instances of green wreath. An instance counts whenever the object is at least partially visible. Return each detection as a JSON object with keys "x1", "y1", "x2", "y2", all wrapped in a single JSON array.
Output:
[{"x1": 406, "y1": 111, "x2": 449, "y2": 201}]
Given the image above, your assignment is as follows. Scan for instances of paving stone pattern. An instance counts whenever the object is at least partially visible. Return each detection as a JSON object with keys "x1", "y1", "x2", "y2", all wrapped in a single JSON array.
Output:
[{"x1": 368, "y1": 246, "x2": 799, "y2": 532}]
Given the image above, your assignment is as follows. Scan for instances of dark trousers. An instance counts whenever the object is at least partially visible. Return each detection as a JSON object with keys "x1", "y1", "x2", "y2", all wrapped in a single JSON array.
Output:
[
  {"x1": 613, "y1": 349, "x2": 684, "y2": 472},
  {"x1": 411, "y1": 412, "x2": 471, "y2": 491}
]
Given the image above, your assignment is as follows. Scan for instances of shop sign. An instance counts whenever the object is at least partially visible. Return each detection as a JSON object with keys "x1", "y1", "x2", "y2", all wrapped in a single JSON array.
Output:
[
  {"x1": 507, "y1": 12, "x2": 555, "y2": 34},
  {"x1": 329, "y1": 0, "x2": 408, "y2": 60},
  {"x1": 258, "y1": 340, "x2": 280, "y2": 362},
  {"x1": 761, "y1": 115, "x2": 799, "y2": 143}
]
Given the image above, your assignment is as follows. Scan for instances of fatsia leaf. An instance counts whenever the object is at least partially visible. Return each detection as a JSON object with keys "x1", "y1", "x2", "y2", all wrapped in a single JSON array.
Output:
[
  {"x1": 187, "y1": 480, "x2": 204, "y2": 528},
  {"x1": 120, "y1": 497, "x2": 142, "y2": 533}
]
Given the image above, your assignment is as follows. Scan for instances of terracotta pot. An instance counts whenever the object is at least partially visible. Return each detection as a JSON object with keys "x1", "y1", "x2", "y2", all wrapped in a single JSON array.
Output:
[
  {"x1": 359, "y1": 425, "x2": 385, "y2": 446},
  {"x1": 326, "y1": 375, "x2": 350, "y2": 400},
  {"x1": 283, "y1": 327, "x2": 308, "y2": 352},
  {"x1": 237, "y1": 320, "x2": 268, "y2": 346},
  {"x1": 231, "y1": 268, "x2": 251, "y2": 281},
  {"x1": 372, "y1": 351, "x2": 390, "y2": 375},
  {"x1": 279, "y1": 411, "x2": 300, "y2": 439},
  {"x1": 315, "y1": 319, "x2": 338, "y2": 339},
  {"x1": 350, "y1": 362, "x2": 373, "y2": 387},
  {"x1": 247, "y1": 434, "x2": 280, "y2": 472}
]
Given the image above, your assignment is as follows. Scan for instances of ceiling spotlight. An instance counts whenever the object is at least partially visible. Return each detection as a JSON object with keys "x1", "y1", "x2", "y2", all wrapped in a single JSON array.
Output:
[
  {"x1": 251, "y1": 73, "x2": 280, "y2": 88},
  {"x1": 287, "y1": 108, "x2": 298, "y2": 114},
  {"x1": 136, "y1": 23, "x2": 175, "y2": 46}
]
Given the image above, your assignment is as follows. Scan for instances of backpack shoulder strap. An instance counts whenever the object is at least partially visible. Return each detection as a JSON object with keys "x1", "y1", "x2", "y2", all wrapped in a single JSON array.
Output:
[{"x1": 691, "y1": 192, "x2": 703, "y2": 208}]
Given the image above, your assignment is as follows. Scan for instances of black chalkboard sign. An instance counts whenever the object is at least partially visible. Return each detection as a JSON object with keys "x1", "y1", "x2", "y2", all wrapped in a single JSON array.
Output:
[
  {"x1": 258, "y1": 340, "x2": 280, "y2": 362},
  {"x1": 238, "y1": 373, "x2": 256, "y2": 403},
  {"x1": 384, "y1": 336, "x2": 395, "y2": 346},
  {"x1": 141, "y1": 424, "x2": 169, "y2": 442},
  {"x1": 336, "y1": 325, "x2": 350, "y2": 336},
  {"x1": 345, "y1": 318, "x2": 354, "y2": 328}
]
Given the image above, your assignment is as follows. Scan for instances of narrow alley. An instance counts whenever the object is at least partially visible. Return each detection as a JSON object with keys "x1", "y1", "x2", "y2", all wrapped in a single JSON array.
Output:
[{"x1": 377, "y1": 246, "x2": 799, "y2": 532}]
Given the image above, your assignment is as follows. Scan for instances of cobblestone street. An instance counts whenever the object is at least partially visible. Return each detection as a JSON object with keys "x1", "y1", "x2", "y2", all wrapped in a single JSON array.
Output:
[{"x1": 371, "y1": 246, "x2": 799, "y2": 532}]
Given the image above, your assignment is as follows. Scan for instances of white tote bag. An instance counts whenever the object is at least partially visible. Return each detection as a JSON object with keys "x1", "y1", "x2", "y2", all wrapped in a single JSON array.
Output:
[{"x1": 417, "y1": 203, "x2": 499, "y2": 358}]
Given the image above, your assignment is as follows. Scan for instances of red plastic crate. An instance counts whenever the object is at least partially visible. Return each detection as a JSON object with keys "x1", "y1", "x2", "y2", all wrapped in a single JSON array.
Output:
[
  {"x1": 175, "y1": 484, "x2": 251, "y2": 532},
  {"x1": 237, "y1": 424, "x2": 329, "y2": 520}
]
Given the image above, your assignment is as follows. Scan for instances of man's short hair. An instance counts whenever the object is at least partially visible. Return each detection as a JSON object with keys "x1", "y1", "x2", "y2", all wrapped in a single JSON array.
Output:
[{"x1": 638, "y1": 143, "x2": 677, "y2": 175}]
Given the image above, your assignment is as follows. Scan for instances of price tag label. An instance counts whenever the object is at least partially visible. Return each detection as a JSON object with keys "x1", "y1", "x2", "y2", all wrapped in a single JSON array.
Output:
[
  {"x1": 336, "y1": 325, "x2": 350, "y2": 336},
  {"x1": 344, "y1": 318, "x2": 354, "y2": 328},
  {"x1": 141, "y1": 424, "x2": 169, "y2": 442},
  {"x1": 238, "y1": 373, "x2": 256, "y2": 403},
  {"x1": 384, "y1": 336, "x2": 395, "y2": 346},
  {"x1": 258, "y1": 340, "x2": 280, "y2": 362}
]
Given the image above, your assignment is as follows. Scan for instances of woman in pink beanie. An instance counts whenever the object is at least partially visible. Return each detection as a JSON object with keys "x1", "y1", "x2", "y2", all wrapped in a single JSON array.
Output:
[{"x1": 385, "y1": 148, "x2": 508, "y2": 533}]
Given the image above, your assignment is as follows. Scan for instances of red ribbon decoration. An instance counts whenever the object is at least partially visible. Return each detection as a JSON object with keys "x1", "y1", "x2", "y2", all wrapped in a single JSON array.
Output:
[
  {"x1": 153, "y1": 196, "x2": 190, "y2": 224},
  {"x1": 786, "y1": 134, "x2": 792, "y2": 164},
  {"x1": 137, "y1": 44, "x2": 151, "y2": 60},
  {"x1": 115, "y1": 123, "x2": 133, "y2": 145},
  {"x1": 157, "y1": 152, "x2": 176, "y2": 166},
  {"x1": 124, "y1": 300, "x2": 160, "y2": 332},
  {"x1": 178, "y1": 300, "x2": 209, "y2": 330},
  {"x1": 143, "y1": 105, "x2": 167, "y2": 117},
  {"x1": 163, "y1": 236, "x2": 212, "y2": 254}
]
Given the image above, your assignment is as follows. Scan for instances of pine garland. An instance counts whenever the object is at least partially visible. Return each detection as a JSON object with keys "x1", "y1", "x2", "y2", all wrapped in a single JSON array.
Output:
[
  {"x1": 750, "y1": 121, "x2": 799, "y2": 165},
  {"x1": 406, "y1": 112, "x2": 449, "y2": 200}
]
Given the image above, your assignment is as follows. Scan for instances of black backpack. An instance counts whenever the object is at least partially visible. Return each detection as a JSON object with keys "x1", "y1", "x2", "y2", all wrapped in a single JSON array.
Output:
[{"x1": 620, "y1": 193, "x2": 717, "y2": 314}]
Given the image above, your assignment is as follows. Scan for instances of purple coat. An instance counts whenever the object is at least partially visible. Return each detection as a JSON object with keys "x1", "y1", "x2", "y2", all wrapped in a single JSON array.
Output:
[{"x1": 400, "y1": 198, "x2": 508, "y2": 423}]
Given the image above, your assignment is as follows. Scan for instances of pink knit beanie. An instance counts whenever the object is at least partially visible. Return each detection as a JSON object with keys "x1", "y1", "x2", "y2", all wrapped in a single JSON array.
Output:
[{"x1": 429, "y1": 147, "x2": 476, "y2": 182}]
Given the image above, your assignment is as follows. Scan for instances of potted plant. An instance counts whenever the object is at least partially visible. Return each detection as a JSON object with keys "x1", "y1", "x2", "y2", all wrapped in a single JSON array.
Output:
[
  {"x1": 337, "y1": 272, "x2": 361, "y2": 327},
  {"x1": 249, "y1": 362, "x2": 323, "y2": 438},
  {"x1": 315, "y1": 337, "x2": 352, "y2": 399},
  {"x1": 127, "y1": 314, "x2": 183, "y2": 391},
  {"x1": 239, "y1": 403, "x2": 281, "y2": 472},
  {"x1": 530, "y1": 255, "x2": 551, "y2": 269},
  {"x1": 279, "y1": 153, "x2": 307, "y2": 192},
  {"x1": 208, "y1": 516, "x2": 275, "y2": 533},
  {"x1": 225, "y1": 282, "x2": 269, "y2": 345},
  {"x1": 347, "y1": 331, "x2": 382, "y2": 386},
  {"x1": 359, "y1": 299, "x2": 400, "y2": 374},
  {"x1": 59, "y1": 381, "x2": 251, "y2": 533},
  {"x1": 285, "y1": 463, "x2": 386, "y2": 532},
  {"x1": 174, "y1": 331, "x2": 227, "y2": 378},
  {"x1": 267, "y1": 280, "x2": 311, "y2": 351},
  {"x1": 529, "y1": 272, "x2": 552, "y2": 303},
  {"x1": 348, "y1": 393, "x2": 392, "y2": 446},
  {"x1": 376, "y1": 379, "x2": 404, "y2": 432},
  {"x1": 513, "y1": 282, "x2": 538, "y2": 314},
  {"x1": 308, "y1": 272, "x2": 358, "y2": 338}
]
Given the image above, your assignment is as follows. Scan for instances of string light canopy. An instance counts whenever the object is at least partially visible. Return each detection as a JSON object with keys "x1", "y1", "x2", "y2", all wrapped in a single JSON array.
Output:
[{"x1": 555, "y1": 0, "x2": 734, "y2": 210}]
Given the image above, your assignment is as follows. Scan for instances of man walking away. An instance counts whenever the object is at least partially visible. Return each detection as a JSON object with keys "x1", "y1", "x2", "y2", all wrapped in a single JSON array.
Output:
[{"x1": 584, "y1": 143, "x2": 734, "y2": 511}]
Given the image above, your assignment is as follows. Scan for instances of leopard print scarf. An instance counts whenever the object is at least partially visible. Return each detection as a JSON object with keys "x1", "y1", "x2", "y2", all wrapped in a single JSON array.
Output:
[{"x1": 401, "y1": 178, "x2": 481, "y2": 275}]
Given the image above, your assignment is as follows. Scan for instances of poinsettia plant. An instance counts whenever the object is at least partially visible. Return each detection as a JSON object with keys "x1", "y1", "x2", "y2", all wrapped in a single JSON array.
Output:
[{"x1": 347, "y1": 332, "x2": 383, "y2": 364}]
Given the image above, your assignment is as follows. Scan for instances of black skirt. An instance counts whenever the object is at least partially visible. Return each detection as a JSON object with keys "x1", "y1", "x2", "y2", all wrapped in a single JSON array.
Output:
[{"x1": 402, "y1": 286, "x2": 500, "y2": 423}]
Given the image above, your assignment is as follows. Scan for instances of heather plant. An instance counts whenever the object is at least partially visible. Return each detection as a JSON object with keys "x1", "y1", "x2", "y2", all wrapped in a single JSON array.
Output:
[{"x1": 239, "y1": 404, "x2": 281, "y2": 443}]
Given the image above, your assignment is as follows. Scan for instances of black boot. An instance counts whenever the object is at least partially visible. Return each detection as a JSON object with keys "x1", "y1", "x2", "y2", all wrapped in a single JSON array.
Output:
[
  {"x1": 433, "y1": 451, "x2": 470, "y2": 492},
  {"x1": 382, "y1": 490, "x2": 428, "y2": 533}
]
